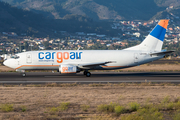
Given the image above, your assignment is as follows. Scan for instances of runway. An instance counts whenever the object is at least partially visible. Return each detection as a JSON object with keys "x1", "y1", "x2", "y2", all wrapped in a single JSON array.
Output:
[{"x1": 0, "y1": 72, "x2": 180, "y2": 84}]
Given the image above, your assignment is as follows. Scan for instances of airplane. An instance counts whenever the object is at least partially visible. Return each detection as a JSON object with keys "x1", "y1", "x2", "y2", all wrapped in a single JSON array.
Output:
[{"x1": 3, "y1": 19, "x2": 174, "y2": 77}]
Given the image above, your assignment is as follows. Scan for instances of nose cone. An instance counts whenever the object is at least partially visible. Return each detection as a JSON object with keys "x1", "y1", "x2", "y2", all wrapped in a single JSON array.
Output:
[
  {"x1": 3, "y1": 59, "x2": 16, "y2": 69},
  {"x1": 3, "y1": 60, "x2": 9, "y2": 66}
]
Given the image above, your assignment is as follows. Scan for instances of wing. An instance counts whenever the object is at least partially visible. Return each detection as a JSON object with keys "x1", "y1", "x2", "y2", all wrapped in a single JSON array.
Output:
[{"x1": 78, "y1": 61, "x2": 115, "y2": 69}]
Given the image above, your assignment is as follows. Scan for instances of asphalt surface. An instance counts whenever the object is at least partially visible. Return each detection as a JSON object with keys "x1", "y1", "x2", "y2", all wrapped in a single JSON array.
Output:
[{"x1": 0, "y1": 72, "x2": 180, "y2": 84}]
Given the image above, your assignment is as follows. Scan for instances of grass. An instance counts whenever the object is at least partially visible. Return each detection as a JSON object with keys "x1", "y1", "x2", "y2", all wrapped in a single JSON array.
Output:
[
  {"x1": 81, "y1": 104, "x2": 90, "y2": 112},
  {"x1": 46, "y1": 83, "x2": 78, "y2": 87},
  {"x1": 161, "y1": 96, "x2": 170, "y2": 104},
  {"x1": 157, "y1": 96, "x2": 180, "y2": 110},
  {"x1": 114, "y1": 105, "x2": 125, "y2": 115},
  {"x1": 1, "y1": 100, "x2": 179, "y2": 119},
  {"x1": 58, "y1": 102, "x2": 70, "y2": 111},
  {"x1": 128, "y1": 102, "x2": 140, "y2": 112},
  {"x1": 97, "y1": 102, "x2": 140, "y2": 115},
  {"x1": 97, "y1": 102, "x2": 117, "y2": 113},
  {"x1": 48, "y1": 102, "x2": 70, "y2": 115},
  {"x1": 1, "y1": 98, "x2": 180, "y2": 119},
  {"x1": 1, "y1": 82, "x2": 180, "y2": 87},
  {"x1": 21, "y1": 105, "x2": 27, "y2": 112},
  {"x1": 49, "y1": 107, "x2": 59, "y2": 114},
  {"x1": 0, "y1": 84, "x2": 180, "y2": 119},
  {"x1": 166, "y1": 102, "x2": 175, "y2": 110},
  {"x1": 121, "y1": 107, "x2": 163, "y2": 120},
  {"x1": 89, "y1": 83, "x2": 105, "y2": 87},
  {"x1": 0, "y1": 104, "x2": 14, "y2": 112},
  {"x1": 96, "y1": 101, "x2": 166, "y2": 119},
  {"x1": 173, "y1": 111, "x2": 180, "y2": 120},
  {"x1": 95, "y1": 96, "x2": 180, "y2": 119}
]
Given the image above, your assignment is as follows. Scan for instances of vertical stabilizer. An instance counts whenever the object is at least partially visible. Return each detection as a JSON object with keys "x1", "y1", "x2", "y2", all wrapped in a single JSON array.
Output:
[{"x1": 124, "y1": 19, "x2": 169, "y2": 52}]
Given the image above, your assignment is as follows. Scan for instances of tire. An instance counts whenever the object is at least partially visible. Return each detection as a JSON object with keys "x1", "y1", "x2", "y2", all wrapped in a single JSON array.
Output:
[
  {"x1": 22, "y1": 73, "x2": 26, "y2": 77},
  {"x1": 86, "y1": 72, "x2": 91, "y2": 77},
  {"x1": 84, "y1": 71, "x2": 87, "y2": 75}
]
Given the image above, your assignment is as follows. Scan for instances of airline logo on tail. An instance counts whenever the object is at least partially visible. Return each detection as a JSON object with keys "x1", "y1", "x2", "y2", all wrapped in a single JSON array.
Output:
[{"x1": 150, "y1": 20, "x2": 169, "y2": 41}]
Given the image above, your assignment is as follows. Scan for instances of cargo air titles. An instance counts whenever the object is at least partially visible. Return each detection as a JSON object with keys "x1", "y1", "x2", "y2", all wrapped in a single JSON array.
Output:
[{"x1": 38, "y1": 52, "x2": 83, "y2": 63}]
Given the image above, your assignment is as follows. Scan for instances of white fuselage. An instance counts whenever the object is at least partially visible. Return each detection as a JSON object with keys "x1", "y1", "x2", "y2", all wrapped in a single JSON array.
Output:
[{"x1": 4, "y1": 50, "x2": 163, "y2": 71}]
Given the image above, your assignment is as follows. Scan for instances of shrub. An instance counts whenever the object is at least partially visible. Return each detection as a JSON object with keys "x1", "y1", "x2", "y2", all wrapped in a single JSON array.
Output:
[
  {"x1": 121, "y1": 114, "x2": 143, "y2": 120},
  {"x1": 149, "y1": 107, "x2": 158, "y2": 113},
  {"x1": 161, "y1": 96, "x2": 170, "y2": 104},
  {"x1": 97, "y1": 104, "x2": 110, "y2": 113},
  {"x1": 114, "y1": 105, "x2": 125, "y2": 115},
  {"x1": 97, "y1": 102, "x2": 117, "y2": 113},
  {"x1": 174, "y1": 101, "x2": 180, "y2": 110},
  {"x1": 128, "y1": 102, "x2": 140, "y2": 112},
  {"x1": 144, "y1": 102, "x2": 153, "y2": 109},
  {"x1": 0, "y1": 104, "x2": 14, "y2": 112},
  {"x1": 173, "y1": 112, "x2": 180, "y2": 120},
  {"x1": 81, "y1": 104, "x2": 90, "y2": 112},
  {"x1": 59, "y1": 102, "x2": 70, "y2": 111},
  {"x1": 50, "y1": 107, "x2": 58, "y2": 112},
  {"x1": 21, "y1": 105, "x2": 27, "y2": 112},
  {"x1": 174, "y1": 97, "x2": 180, "y2": 103},
  {"x1": 49, "y1": 107, "x2": 59, "y2": 115},
  {"x1": 167, "y1": 102, "x2": 174, "y2": 110},
  {"x1": 121, "y1": 107, "x2": 163, "y2": 120}
]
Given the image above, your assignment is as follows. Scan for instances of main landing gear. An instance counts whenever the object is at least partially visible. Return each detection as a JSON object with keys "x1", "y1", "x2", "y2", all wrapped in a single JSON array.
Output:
[
  {"x1": 20, "y1": 70, "x2": 26, "y2": 77},
  {"x1": 83, "y1": 70, "x2": 91, "y2": 77},
  {"x1": 22, "y1": 73, "x2": 26, "y2": 77}
]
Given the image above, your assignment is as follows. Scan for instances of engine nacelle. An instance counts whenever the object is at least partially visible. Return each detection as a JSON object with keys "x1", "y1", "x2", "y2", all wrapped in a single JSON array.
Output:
[{"x1": 59, "y1": 64, "x2": 79, "y2": 74}]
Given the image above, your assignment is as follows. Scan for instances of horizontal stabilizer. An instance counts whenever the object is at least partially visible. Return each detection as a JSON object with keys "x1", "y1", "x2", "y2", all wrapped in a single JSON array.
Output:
[{"x1": 150, "y1": 50, "x2": 175, "y2": 55}]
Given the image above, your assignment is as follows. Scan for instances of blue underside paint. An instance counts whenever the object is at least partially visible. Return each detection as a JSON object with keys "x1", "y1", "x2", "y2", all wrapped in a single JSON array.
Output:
[{"x1": 150, "y1": 25, "x2": 166, "y2": 42}]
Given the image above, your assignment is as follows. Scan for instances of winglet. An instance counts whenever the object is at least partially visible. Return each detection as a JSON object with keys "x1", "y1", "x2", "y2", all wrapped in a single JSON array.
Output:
[{"x1": 158, "y1": 19, "x2": 169, "y2": 29}]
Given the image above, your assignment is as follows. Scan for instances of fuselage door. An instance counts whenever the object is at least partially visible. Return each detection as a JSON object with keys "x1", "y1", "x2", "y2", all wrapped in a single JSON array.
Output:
[
  {"x1": 26, "y1": 53, "x2": 32, "y2": 64},
  {"x1": 134, "y1": 53, "x2": 138, "y2": 63}
]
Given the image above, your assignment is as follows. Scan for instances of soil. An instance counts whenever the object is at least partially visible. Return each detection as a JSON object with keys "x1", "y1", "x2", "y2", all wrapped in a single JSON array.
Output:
[
  {"x1": 0, "y1": 84, "x2": 180, "y2": 119},
  {"x1": 0, "y1": 63, "x2": 180, "y2": 119}
]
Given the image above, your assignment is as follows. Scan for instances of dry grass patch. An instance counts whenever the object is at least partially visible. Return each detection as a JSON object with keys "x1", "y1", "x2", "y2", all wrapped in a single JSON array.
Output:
[
  {"x1": 0, "y1": 104, "x2": 14, "y2": 112},
  {"x1": 0, "y1": 84, "x2": 179, "y2": 119}
]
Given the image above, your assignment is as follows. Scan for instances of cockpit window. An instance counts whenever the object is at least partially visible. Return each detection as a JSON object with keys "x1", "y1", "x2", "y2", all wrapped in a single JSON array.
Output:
[{"x1": 11, "y1": 55, "x2": 20, "y2": 59}]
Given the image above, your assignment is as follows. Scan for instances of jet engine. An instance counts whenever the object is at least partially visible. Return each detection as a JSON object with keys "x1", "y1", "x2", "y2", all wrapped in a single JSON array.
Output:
[{"x1": 59, "y1": 64, "x2": 80, "y2": 74}]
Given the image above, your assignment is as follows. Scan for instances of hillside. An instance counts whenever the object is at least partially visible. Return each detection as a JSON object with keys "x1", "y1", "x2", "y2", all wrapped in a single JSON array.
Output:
[
  {"x1": 1, "y1": 0, "x2": 180, "y2": 38},
  {"x1": 154, "y1": 0, "x2": 180, "y2": 7},
  {"x1": 0, "y1": 0, "x2": 169, "y2": 21},
  {"x1": 0, "y1": 1, "x2": 118, "y2": 38},
  {"x1": 0, "y1": 2, "x2": 44, "y2": 36}
]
